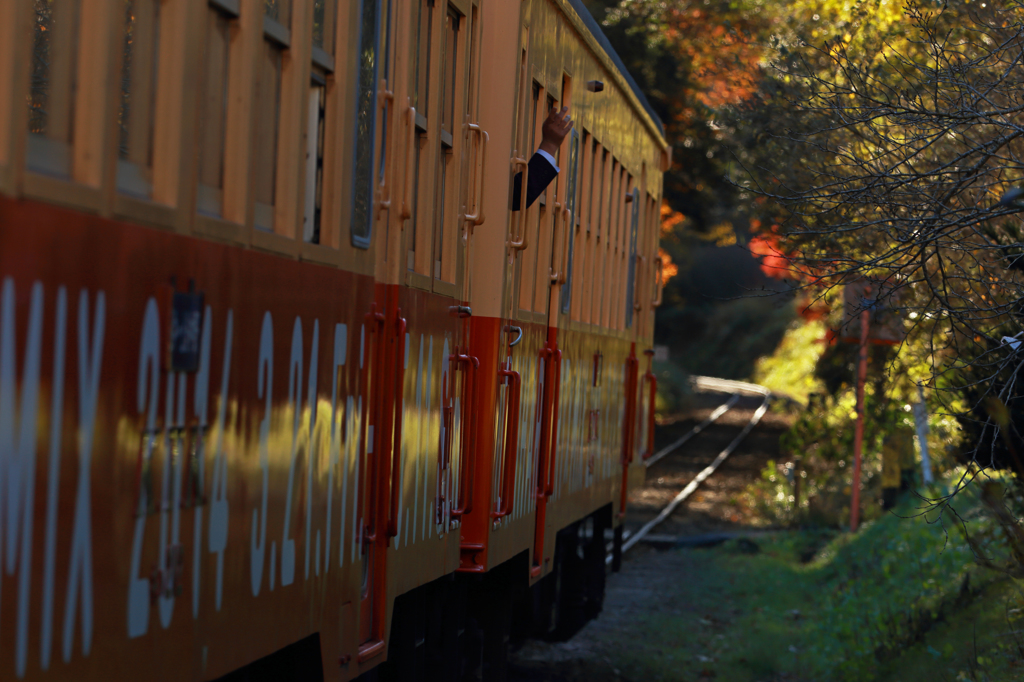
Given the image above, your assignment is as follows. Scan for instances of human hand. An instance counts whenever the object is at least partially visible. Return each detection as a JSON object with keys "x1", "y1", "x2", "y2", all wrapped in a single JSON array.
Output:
[{"x1": 538, "y1": 106, "x2": 573, "y2": 157}]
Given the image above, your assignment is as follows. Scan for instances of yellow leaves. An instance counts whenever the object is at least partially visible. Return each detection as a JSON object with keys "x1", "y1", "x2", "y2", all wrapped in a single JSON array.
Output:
[{"x1": 708, "y1": 221, "x2": 738, "y2": 246}]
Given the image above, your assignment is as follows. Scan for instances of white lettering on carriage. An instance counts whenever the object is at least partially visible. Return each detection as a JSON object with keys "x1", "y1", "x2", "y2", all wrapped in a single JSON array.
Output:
[
  {"x1": 1, "y1": 280, "x2": 43, "y2": 677},
  {"x1": 305, "y1": 321, "x2": 321, "y2": 580},
  {"x1": 64, "y1": 289, "x2": 104, "y2": 659},
  {"x1": 0, "y1": 284, "x2": 104, "y2": 675},
  {"x1": 282, "y1": 316, "x2": 317, "y2": 587},
  {"x1": 192, "y1": 307, "x2": 213, "y2": 618},
  {"x1": 208, "y1": 310, "x2": 234, "y2": 611},
  {"x1": 128, "y1": 298, "x2": 161, "y2": 638},
  {"x1": 157, "y1": 371, "x2": 186, "y2": 629},
  {"x1": 325, "y1": 323, "x2": 347, "y2": 573},
  {"x1": 251, "y1": 312, "x2": 274, "y2": 596},
  {"x1": 40, "y1": 287, "x2": 67, "y2": 669}
]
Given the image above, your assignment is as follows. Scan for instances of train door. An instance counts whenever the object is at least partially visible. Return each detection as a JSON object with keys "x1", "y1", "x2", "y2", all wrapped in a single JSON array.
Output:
[
  {"x1": 527, "y1": 74, "x2": 580, "y2": 577},
  {"x1": 403, "y1": 0, "x2": 483, "y2": 539},
  {"x1": 351, "y1": 0, "x2": 402, "y2": 662},
  {"x1": 619, "y1": 185, "x2": 642, "y2": 518},
  {"x1": 482, "y1": 15, "x2": 532, "y2": 539}
]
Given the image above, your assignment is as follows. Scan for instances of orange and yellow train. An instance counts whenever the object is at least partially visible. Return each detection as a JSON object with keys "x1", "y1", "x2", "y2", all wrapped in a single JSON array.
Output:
[{"x1": 0, "y1": 0, "x2": 668, "y2": 679}]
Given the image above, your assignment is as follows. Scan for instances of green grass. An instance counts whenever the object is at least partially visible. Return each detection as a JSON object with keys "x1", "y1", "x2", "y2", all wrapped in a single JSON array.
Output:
[{"x1": 605, "y1": 492, "x2": 1024, "y2": 681}]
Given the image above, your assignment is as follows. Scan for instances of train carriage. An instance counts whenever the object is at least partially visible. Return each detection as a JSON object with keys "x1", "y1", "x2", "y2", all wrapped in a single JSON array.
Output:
[{"x1": 0, "y1": 0, "x2": 667, "y2": 679}]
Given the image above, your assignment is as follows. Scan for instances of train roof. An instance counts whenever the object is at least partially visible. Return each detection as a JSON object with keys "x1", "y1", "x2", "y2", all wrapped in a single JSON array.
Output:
[{"x1": 566, "y1": 0, "x2": 666, "y2": 140}]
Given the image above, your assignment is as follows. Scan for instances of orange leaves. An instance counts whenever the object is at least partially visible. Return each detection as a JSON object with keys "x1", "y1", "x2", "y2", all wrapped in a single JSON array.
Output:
[
  {"x1": 749, "y1": 233, "x2": 793, "y2": 280},
  {"x1": 661, "y1": 201, "x2": 686, "y2": 233},
  {"x1": 659, "y1": 3, "x2": 766, "y2": 111},
  {"x1": 659, "y1": 248, "x2": 679, "y2": 281}
]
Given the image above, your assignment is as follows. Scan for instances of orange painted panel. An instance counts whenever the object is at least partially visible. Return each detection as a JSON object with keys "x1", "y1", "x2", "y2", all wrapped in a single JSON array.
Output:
[{"x1": 0, "y1": 196, "x2": 462, "y2": 681}]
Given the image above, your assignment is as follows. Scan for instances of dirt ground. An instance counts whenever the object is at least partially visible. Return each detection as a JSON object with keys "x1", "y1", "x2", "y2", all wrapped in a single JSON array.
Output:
[{"x1": 509, "y1": 390, "x2": 794, "y2": 682}]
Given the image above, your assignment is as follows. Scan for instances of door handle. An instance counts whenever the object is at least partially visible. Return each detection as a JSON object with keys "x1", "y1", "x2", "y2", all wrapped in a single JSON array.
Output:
[
  {"x1": 451, "y1": 351, "x2": 481, "y2": 520},
  {"x1": 491, "y1": 362, "x2": 521, "y2": 519},
  {"x1": 509, "y1": 155, "x2": 528, "y2": 250},
  {"x1": 376, "y1": 81, "x2": 395, "y2": 218},
  {"x1": 504, "y1": 324, "x2": 523, "y2": 347},
  {"x1": 361, "y1": 307, "x2": 386, "y2": 542},
  {"x1": 633, "y1": 254, "x2": 644, "y2": 311},
  {"x1": 549, "y1": 201, "x2": 563, "y2": 283},
  {"x1": 545, "y1": 349, "x2": 562, "y2": 497},
  {"x1": 464, "y1": 123, "x2": 488, "y2": 227}
]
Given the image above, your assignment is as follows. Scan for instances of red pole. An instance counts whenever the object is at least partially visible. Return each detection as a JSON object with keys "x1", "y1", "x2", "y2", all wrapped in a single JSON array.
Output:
[{"x1": 851, "y1": 305, "x2": 870, "y2": 532}]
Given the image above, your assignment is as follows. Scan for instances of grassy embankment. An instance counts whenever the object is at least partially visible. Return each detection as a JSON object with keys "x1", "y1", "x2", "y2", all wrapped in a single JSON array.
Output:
[{"x1": 605, "y1": 485, "x2": 1024, "y2": 681}]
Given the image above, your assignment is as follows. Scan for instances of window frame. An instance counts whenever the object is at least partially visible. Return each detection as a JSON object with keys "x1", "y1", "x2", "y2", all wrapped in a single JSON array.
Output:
[
  {"x1": 348, "y1": 0, "x2": 384, "y2": 250},
  {"x1": 559, "y1": 125, "x2": 580, "y2": 315}
]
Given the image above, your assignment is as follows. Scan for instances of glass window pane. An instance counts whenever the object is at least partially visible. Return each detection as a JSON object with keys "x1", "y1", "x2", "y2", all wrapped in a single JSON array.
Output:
[
  {"x1": 28, "y1": 0, "x2": 80, "y2": 178},
  {"x1": 440, "y1": 9, "x2": 457, "y2": 133},
  {"x1": 264, "y1": 0, "x2": 290, "y2": 28},
  {"x1": 413, "y1": 0, "x2": 432, "y2": 109},
  {"x1": 253, "y1": 39, "x2": 282, "y2": 231},
  {"x1": 303, "y1": 83, "x2": 325, "y2": 243},
  {"x1": 117, "y1": 0, "x2": 160, "y2": 198},
  {"x1": 350, "y1": 0, "x2": 380, "y2": 247},
  {"x1": 197, "y1": 9, "x2": 231, "y2": 216},
  {"x1": 312, "y1": 0, "x2": 335, "y2": 53},
  {"x1": 560, "y1": 128, "x2": 580, "y2": 314}
]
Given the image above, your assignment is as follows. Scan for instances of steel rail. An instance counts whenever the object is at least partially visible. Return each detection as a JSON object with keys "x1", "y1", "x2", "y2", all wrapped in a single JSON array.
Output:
[
  {"x1": 607, "y1": 377, "x2": 771, "y2": 564},
  {"x1": 644, "y1": 394, "x2": 739, "y2": 469}
]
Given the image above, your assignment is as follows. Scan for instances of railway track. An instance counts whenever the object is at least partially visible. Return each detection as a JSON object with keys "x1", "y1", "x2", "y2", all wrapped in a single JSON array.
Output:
[{"x1": 608, "y1": 376, "x2": 772, "y2": 563}]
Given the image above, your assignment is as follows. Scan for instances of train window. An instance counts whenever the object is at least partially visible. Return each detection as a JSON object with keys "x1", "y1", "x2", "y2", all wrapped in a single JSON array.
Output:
[
  {"x1": 559, "y1": 126, "x2": 580, "y2": 315},
  {"x1": 413, "y1": 0, "x2": 434, "y2": 110},
  {"x1": 27, "y1": 0, "x2": 82, "y2": 179},
  {"x1": 407, "y1": 121, "x2": 428, "y2": 274},
  {"x1": 302, "y1": 78, "x2": 326, "y2": 243},
  {"x1": 433, "y1": 6, "x2": 460, "y2": 283},
  {"x1": 625, "y1": 186, "x2": 640, "y2": 328},
  {"x1": 252, "y1": 36, "x2": 285, "y2": 231},
  {"x1": 407, "y1": 0, "x2": 433, "y2": 276},
  {"x1": 592, "y1": 146, "x2": 608, "y2": 326},
  {"x1": 439, "y1": 8, "x2": 458, "y2": 138},
  {"x1": 311, "y1": 0, "x2": 336, "y2": 64},
  {"x1": 515, "y1": 78, "x2": 542, "y2": 313},
  {"x1": 196, "y1": 4, "x2": 234, "y2": 217},
  {"x1": 263, "y1": 0, "x2": 290, "y2": 28},
  {"x1": 585, "y1": 137, "x2": 597, "y2": 235},
  {"x1": 606, "y1": 161, "x2": 622, "y2": 327},
  {"x1": 573, "y1": 132, "x2": 592, "y2": 322},
  {"x1": 349, "y1": 0, "x2": 382, "y2": 248},
  {"x1": 116, "y1": 0, "x2": 161, "y2": 199}
]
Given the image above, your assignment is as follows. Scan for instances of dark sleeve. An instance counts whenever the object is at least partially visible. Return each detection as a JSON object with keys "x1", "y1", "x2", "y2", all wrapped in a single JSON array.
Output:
[{"x1": 511, "y1": 153, "x2": 559, "y2": 211}]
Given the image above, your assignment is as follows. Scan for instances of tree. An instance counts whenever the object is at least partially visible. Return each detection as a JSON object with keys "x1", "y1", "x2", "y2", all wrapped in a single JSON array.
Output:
[{"x1": 741, "y1": 0, "x2": 1024, "y2": 473}]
